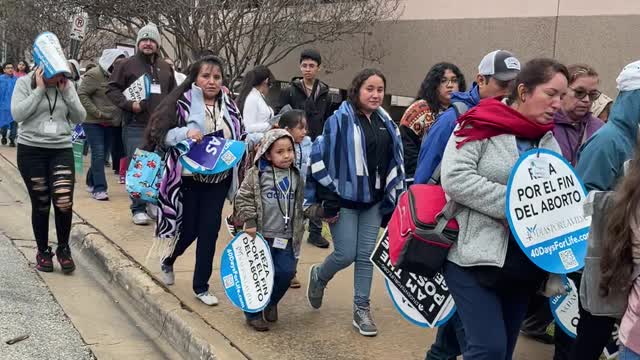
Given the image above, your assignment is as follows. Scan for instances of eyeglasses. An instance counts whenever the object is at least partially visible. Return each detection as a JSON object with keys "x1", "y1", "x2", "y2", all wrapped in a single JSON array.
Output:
[
  {"x1": 570, "y1": 87, "x2": 601, "y2": 102},
  {"x1": 440, "y1": 77, "x2": 459, "y2": 86}
]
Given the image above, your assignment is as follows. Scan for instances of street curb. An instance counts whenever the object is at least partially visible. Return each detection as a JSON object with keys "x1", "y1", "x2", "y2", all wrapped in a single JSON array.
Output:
[{"x1": 0, "y1": 152, "x2": 248, "y2": 360}]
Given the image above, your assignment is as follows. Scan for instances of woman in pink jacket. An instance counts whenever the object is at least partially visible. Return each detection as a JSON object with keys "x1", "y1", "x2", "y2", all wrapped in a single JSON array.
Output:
[{"x1": 601, "y1": 144, "x2": 640, "y2": 359}]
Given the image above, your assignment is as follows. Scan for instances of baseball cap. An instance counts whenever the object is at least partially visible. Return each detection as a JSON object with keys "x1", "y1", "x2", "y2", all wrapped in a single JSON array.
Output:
[
  {"x1": 478, "y1": 50, "x2": 521, "y2": 81},
  {"x1": 616, "y1": 60, "x2": 640, "y2": 92}
]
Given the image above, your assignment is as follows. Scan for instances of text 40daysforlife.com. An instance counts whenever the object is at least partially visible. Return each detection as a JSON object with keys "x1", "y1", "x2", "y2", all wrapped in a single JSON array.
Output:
[
  {"x1": 530, "y1": 232, "x2": 588, "y2": 258},
  {"x1": 514, "y1": 172, "x2": 582, "y2": 221}
]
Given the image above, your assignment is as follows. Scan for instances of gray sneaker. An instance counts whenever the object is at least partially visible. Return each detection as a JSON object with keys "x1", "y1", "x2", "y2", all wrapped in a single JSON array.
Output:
[
  {"x1": 306, "y1": 264, "x2": 325, "y2": 309},
  {"x1": 353, "y1": 305, "x2": 378, "y2": 337},
  {"x1": 160, "y1": 263, "x2": 175, "y2": 285}
]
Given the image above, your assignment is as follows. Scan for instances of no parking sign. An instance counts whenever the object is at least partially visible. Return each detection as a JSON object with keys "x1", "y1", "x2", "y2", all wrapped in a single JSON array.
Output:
[{"x1": 506, "y1": 149, "x2": 590, "y2": 273}]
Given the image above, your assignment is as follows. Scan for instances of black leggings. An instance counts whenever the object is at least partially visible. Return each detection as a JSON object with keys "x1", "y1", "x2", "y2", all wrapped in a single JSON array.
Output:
[{"x1": 17, "y1": 144, "x2": 75, "y2": 252}]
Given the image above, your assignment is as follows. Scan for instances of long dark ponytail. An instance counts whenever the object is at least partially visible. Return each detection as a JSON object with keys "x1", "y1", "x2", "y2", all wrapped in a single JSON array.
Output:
[{"x1": 236, "y1": 65, "x2": 274, "y2": 116}]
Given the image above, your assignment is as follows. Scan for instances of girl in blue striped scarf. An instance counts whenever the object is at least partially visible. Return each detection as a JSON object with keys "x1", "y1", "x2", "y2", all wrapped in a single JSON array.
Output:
[{"x1": 305, "y1": 68, "x2": 405, "y2": 336}]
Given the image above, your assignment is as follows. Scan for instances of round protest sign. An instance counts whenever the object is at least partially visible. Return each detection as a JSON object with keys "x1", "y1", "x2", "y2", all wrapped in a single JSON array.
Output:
[
  {"x1": 371, "y1": 230, "x2": 456, "y2": 328},
  {"x1": 220, "y1": 232, "x2": 274, "y2": 313},
  {"x1": 506, "y1": 149, "x2": 589, "y2": 274},
  {"x1": 549, "y1": 275, "x2": 620, "y2": 358},
  {"x1": 549, "y1": 275, "x2": 578, "y2": 338}
]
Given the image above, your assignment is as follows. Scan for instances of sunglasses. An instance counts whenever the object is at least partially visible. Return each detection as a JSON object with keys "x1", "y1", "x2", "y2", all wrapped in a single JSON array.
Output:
[{"x1": 570, "y1": 87, "x2": 601, "y2": 102}]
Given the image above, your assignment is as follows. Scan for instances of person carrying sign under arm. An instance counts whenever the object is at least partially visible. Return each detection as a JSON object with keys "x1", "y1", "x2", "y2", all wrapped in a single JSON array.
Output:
[
  {"x1": 417, "y1": 50, "x2": 521, "y2": 360},
  {"x1": 519, "y1": 63, "x2": 604, "y2": 359},
  {"x1": 440, "y1": 58, "x2": 569, "y2": 360},
  {"x1": 144, "y1": 55, "x2": 244, "y2": 307},
  {"x1": 233, "y1": 129, "x2": 309, "y2": 332},
  {"x1": 107, "y1": 22, "x2": 176, "y2": 226},
  {"x1": 570, "y1": 61, "x2": 640, "y2": 360}
]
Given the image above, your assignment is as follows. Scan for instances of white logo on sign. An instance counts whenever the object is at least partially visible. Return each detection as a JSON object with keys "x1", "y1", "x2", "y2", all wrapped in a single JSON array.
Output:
[{"x1": 504, "y1": 57, "x2": 521, "y2": 70}]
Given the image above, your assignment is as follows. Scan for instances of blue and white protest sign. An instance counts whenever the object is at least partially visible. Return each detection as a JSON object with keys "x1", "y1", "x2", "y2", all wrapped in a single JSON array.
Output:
[
  {"x1": 371, "y1": 230, "x2": 455, "y2": 328},
  {"x1": 220, "y1": 232, "x2": 274, "y2": 313},
  {"x1": 177, "y1": 132, "x2": 245, "y2": 175},
  {"x1": 123, "y1": 74, "x2": 151, "y2": 103},
  {"x1": 549, "y1": 275, "x2": 578, "y2": 338},
  {"x1": 33, "y1": 32, "x2": 71, "y2": 79},
  {"x1": 550, "y1": 275, "x2": 620, "y2": 359},
  {"x1": 506, "y1": 149, "x2": 589, "y2": 274},
  {"x1": 71, "y1": 124, "x2": 85, "y2": 142}
]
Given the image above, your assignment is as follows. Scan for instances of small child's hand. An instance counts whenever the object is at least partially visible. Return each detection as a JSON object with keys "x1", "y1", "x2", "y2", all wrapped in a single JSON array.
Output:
[{"x1": 245, "y1": 227, "x2": 257, "y2": 239}]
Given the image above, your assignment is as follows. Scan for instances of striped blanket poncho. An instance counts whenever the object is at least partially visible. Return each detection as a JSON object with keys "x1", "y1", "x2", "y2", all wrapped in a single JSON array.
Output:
[{"x1": 307, "y1": 101, "x2": 405, "y2": 214}]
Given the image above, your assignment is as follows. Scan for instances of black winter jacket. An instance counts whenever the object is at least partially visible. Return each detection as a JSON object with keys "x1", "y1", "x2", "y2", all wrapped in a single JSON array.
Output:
[{"x1": 276, "y1": 78, "x2": 331, "y2": 140}]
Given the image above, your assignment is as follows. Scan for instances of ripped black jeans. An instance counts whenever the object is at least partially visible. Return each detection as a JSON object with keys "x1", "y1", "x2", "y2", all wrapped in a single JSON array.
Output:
[{"x1": 17, "y1": 144, "x2": 75, "y2": 252}]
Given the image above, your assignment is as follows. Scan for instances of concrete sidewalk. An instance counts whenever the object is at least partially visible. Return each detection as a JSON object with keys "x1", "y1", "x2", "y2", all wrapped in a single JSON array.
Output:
[
  {"x1": 0, "y1": 233, "x2": 94, "y2": 360},
  {"x1": 0, "y1": 146, "x2": 552, "y2": 360}
]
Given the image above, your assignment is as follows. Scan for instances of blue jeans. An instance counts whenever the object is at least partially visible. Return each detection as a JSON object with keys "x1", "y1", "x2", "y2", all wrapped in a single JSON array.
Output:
[
  {"x1": 426, "y1": 312, "x2": 465, "y2": 360},
  {"x1": 123, "y1": 125, "x2": 146, "y2": 214},
  {"x1": 245, "y1": 237, "x2": 297, "y2": 319},
  {"x1": 621, "y1": 346, "x2": 640, "y2": 360},
  {"x1": 443, "y1": 261, "x2": 531, "y2": 360},
  {"x1": 317, "y1": 203, "x2": 382, "y2": 307},
  {"x1": 83, "y1": 124, "x2": 112, "y2": 193},
  {"x1": 1, "y1": 121, "x2": 17, "y2": 141}
]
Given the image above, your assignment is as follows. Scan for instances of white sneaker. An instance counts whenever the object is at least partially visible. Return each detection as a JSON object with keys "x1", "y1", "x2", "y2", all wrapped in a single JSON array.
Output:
[
  {"x1": 196, "y1": 292, "x2": 219, "y2": 306},
  {"x1": 86, "y1": 185, "x2": 94, "y2": 193},
  {"x1": 132, "y1": 212, "x2": 151, "y2": 225},
  {"x1": 92, "y1": 191, "x2": 109, "y2": 201}
]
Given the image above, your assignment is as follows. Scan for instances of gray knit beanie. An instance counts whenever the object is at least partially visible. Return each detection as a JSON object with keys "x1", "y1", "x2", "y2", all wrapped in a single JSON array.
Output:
[{"x1": 137, "y1": 23, "x2": 161, "y2": 46}]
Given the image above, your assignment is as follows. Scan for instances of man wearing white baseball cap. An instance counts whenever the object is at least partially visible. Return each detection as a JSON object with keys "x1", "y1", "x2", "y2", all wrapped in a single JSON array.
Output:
[
  {"x1": 418, "y1": 49, "x2": 521, "y2": 360},
  {"x1": 415, "y1": 49, "x2": 520, "y2": 184},
  {"x1": 571, "y1": 60, "x2": 640, "y2": 360}
]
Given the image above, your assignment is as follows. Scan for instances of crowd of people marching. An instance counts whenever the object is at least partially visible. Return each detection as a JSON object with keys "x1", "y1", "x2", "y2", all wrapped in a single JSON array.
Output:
[{"x1": 6, "y1": 21, "x2": 640, "y2": 360}]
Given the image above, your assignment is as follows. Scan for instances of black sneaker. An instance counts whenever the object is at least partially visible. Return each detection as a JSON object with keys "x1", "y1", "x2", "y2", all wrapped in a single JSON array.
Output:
[
  {"x1": 308, "y1": 233, "x2": 330, "y2": 249},
  {"x1": 263, "y1": 304, "x2": 278, "y2": 322},
  {"x1": 9, "y1": 140, "x2": 15, "y2": 147},
  {"x1": 307, "y1": 264, "x2": 326, "y2": 309},
  {"x1": 246, "y1": 318, "x2": 269, "y2": 331},
  {"x1": 55, "y1": 245, "x2": 76, "y2": 274},
  {"x1": 1, "y1": 137, "x2": 6, "y2": 145},
  {"x1": 353, "y1": 304, "x2": 378, "y2": 337},
  {"x1": 36, "y1": 247, "x2": 54, "y2": 272}
]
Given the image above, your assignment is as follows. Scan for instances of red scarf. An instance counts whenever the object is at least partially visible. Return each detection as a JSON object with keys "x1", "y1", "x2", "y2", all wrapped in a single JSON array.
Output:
[{"x1": 454, "y1": 97, "x2": 554, "y2": 148}]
